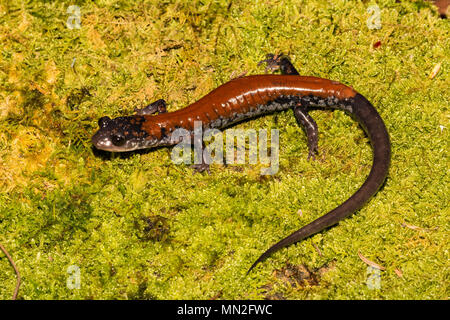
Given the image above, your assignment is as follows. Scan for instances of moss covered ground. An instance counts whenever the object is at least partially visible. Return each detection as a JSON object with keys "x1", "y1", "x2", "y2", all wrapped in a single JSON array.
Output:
[{"x1": 0, "y1": 0, "x2": 448, "y2": 299}]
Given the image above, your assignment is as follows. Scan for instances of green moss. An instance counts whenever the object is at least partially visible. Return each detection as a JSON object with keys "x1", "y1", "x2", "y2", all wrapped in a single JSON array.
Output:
[{"x1": 0, "y1": 0, "x2": 448, "y2": 299}]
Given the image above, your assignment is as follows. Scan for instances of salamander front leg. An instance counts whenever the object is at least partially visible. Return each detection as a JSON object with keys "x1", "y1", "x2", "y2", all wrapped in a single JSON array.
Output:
[
  {"x1": 258, "y1": 53, "x2": 300, "y2": 75},
  {"x1": 135, "y1": 99, "x2": 167, "y2": 115},
  {"x1": 190, "y1": 136, "x2": 211, "y2": 174},
  {"x1": 190, "y1": 162, "x2": 211, "y2": 174},
  {"x1": 293, "y1": 107, "x2": 319, "y2": 160}
]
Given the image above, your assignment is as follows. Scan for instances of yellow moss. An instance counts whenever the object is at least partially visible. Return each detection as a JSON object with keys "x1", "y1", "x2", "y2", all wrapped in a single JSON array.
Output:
[
  {"x1": 8, "y1": 65, "x2": 20, "y2": 84},
  {"x1": 45, "y1": 60, "x2": 59, "y2": 86},
  {"x1": 12, "y1": 52, "x2": 24, "y2": 63},
  {"x1": 0, "y1": 127, "x2": 55, "y2": 191},
  {"x1": 135, "y1": 81, "x2": 157, "y2": 102},
  {"x1": 0, "y1": 91, "x2": 22, "y2": 119},
  {"x1": 17, "y1": 11, "x2": 31, "y2": 33},
  {"x1": 87, "y1": 25, "x2": 107, "y2": 50},
  {"x1": 53, "y1": 162, "x2": 69, "y2": 184}
]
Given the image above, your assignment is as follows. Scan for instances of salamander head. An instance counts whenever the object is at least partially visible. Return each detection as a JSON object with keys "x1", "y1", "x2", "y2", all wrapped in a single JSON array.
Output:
[{"x1": 91, "y1": 116, "x2": 159, "y2": 152}]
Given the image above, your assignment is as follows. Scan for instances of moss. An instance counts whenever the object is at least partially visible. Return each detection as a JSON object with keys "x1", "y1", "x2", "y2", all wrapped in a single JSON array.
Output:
[
  {"x1": 0, "y1": 0, "x2": 448, "y2": 299},
  {"x1": 133, "y1": 214, "x2": 170, "y2": 242}
]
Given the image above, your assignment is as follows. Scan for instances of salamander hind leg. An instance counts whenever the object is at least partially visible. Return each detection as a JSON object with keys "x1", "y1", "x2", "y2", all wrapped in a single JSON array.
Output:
[
  {"x1": 135, "y1": 99, "x2": 167, "y2": 115},
  {"x1": 293, "y1": 106, "x2": 319, "y2": 160},
  {"x1": 259, "y1": 54, "x2": 318, "y2": 159}
]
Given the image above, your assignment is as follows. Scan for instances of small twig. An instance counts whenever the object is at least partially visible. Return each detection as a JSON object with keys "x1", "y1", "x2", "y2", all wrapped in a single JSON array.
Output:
[
  {"x1": 394, "y1": 268, "x2": 403, "y2": 278},
  {"x1": 357, "y1": 250, "x2": 386, "y2": 271},
  {"x1": 209, "y1": 290, "x2": 223, "y2": 300},
  {"x1": 401, "y1": 222, "x2": 438, "y2": 232},
  {"x1": 229, "y1": 70, "x2": 247, "y2": 80},
  {"x1": 312, "y1": 242, "x2": 323, "y2": 256},
  {"x1": 0, "y1": 243, "x2": 21, "y2": 300}
]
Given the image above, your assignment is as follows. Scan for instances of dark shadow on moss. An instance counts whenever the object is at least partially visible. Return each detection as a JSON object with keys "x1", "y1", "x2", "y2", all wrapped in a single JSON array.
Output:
[
  {"x1": 66, "y1": 87, "x2": 92, "y2": 110},
  {"x1": 261, "y1": 260, "x2": 336, "y2": 299},
  {"x1": 134, "y1": 214, "x2": 170, "y2": 242},
  {"x1": 128, "y1": 281, "x2": 157, "y2": 300},
  {"x1": 6, "y1": 89, "x2": 46, "y2": 126}
]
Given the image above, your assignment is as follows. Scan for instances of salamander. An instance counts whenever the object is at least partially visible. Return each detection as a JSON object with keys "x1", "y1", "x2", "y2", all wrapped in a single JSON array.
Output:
[{"x1": 92, "y1": 54, "x2": 391, "y2": 273}]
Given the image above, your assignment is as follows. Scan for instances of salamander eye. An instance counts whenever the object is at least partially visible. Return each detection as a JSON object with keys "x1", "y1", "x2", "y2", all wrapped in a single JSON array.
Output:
[
  {"x1": 98, "y1": 116, "x2": 111, "y2": 128},
  {"x1": 111, "y1": 133, "x2": 125, "y2": 146}
]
